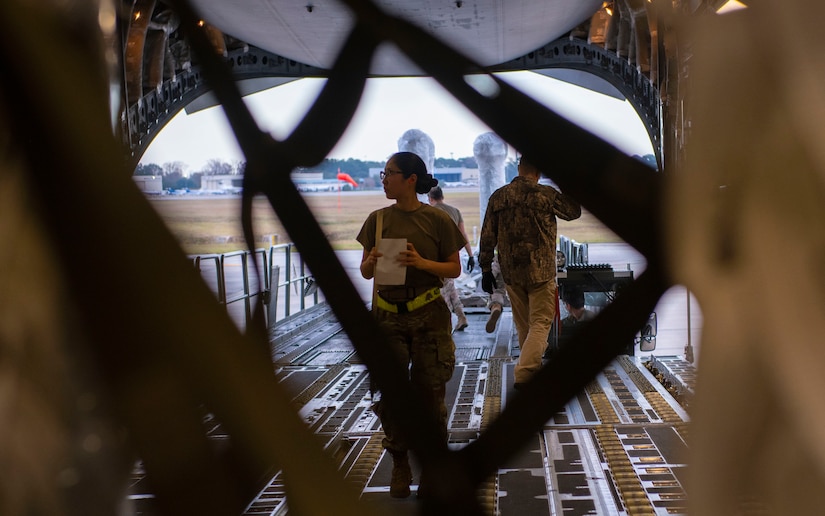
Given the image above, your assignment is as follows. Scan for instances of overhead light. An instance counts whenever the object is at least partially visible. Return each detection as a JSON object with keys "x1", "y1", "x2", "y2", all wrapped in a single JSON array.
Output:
[
  {"x1": 603, "y1": 1, "x2": 614, "y2": 16},
  {"x1": 716, "y1": 0, "x2": 747, "y2": 14}
]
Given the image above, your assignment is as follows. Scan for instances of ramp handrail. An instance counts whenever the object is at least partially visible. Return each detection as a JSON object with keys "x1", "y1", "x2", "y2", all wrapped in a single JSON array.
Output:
[{"x1": 192, "y1": 244, "x2": 321, "y2": 331}]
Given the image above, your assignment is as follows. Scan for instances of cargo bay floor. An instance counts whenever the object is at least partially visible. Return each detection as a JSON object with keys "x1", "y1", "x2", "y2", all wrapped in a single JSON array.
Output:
[{"x1": 235, "y1": 303, "x2": 695, "y2": 516}]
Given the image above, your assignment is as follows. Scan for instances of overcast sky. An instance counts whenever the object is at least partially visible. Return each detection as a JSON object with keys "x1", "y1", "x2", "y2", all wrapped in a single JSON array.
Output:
[{"x1": 140, "y1": 71, "x2": 654, "y2": 172}]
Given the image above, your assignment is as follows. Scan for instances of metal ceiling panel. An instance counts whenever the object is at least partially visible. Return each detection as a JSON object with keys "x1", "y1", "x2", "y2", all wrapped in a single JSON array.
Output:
[{"x1": 188, "y1": 0, "x2": 603, "y2": 75}]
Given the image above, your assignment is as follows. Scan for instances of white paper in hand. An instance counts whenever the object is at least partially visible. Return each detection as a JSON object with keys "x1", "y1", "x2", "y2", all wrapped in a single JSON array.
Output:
[{"x1": 376, "y1": 238, "x2": 407, "y2": 285}]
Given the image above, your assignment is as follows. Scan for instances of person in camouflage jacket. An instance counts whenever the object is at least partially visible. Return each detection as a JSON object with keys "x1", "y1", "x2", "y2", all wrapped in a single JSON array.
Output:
[{"x1": 478, "y1": 156, "x2": 581, "y2": 388}]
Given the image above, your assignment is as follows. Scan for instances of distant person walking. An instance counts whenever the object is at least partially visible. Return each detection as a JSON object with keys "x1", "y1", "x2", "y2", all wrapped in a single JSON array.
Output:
[
  {"x1": 479, "y1": 156, "x2": 581, "y2": 390},
  {"x1": 428, "y1": 186, "x2": 475, "y2": 331},
  {"x1": 357, "y1": 152, "x2": 465, "y2": 499}
]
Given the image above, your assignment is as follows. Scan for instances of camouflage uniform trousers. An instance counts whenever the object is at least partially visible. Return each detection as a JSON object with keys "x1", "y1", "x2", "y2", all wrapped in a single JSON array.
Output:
[
  {"x1": 441, "y1": 278, "x2": 463, "y2": 313},
  {"x1": 372, "y1": 297, "x2": 456, "y2": 453},
  {"x1": 488, "y1": 258, "x2": 507, "y2": 308}
]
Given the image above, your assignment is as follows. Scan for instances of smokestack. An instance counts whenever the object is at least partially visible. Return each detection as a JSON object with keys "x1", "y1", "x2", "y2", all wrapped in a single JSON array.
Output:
[{"x1": 473, "y1": 132, "x2": 507, "y2": 225}]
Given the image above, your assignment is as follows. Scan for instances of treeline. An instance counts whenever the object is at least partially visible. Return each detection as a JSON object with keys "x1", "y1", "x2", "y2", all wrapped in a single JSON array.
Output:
[
  {"x1": 135, "y1": 156, "x2": 481, "y2": 190},
  {"x1": 134, "y1": 159, "x2": 242, "y2": 190},
  {"x1": 300, "y1": 156, "x2": 481, "y2": 179},
  {"x1": 135, "y1": 153, "x2": 656, "y2": 191}
]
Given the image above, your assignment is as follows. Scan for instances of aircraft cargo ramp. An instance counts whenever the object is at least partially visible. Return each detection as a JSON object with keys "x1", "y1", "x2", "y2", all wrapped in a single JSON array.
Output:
[{"x1": 240, "y1": 303, "x2": 694, "y2": 515}]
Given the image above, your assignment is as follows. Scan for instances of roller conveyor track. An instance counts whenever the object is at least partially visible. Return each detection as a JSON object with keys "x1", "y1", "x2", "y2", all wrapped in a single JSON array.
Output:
[
  {"x1": 643, "y1": 355, "x2": 696, "y2": 410},
  {"x1": 269, "y1": 303, "x2": 354, "y2": 366},
  {"x1": 126, "y1": 304, "x2": 694, "y2": 515}
]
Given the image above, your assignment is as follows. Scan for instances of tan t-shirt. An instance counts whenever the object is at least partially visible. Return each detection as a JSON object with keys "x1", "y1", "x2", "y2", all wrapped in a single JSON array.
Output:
[
  {"x1": 357, "y1": 204, "x2": 466, "y2": 289},
  {"x1": 432, "y1": 202, "x2": 463, "y2": 227}
]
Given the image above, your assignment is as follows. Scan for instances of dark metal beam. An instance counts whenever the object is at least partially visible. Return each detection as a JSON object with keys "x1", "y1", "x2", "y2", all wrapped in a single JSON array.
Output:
[
  {"x1": 124, "y1": 46, "x2": 328, "y2": 167},
  {"x1": 489, "y1": 38, "x2": 662, "y2": 170}
]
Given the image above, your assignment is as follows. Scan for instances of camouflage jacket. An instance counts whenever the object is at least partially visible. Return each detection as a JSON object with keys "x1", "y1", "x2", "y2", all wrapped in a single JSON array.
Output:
[{"x1": 479, "y1": 176, "x2": 581, "y2": 286}]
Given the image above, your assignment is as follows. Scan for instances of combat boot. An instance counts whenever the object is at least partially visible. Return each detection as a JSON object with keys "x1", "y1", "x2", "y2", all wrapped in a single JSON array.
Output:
[
  {"x1": 486, "y1": 302, "x2": 502, "y2": 333},
  {"x1": 389, "y1": 450, "x2": 412, "y2": 498},
  {"x1": 455, "y1": 306, "x2": 468, "y2": 332}
]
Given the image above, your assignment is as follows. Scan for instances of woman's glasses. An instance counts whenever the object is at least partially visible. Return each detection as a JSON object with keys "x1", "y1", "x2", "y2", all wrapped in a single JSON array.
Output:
[{"x1": 379, "y1": 169, "x2": 403, "y2": 180}]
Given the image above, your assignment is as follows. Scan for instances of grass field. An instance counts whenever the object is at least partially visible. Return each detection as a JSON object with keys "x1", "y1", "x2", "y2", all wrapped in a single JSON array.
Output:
[{"x1": 149, "y1": 189, "x2": 621, "y2": 255}]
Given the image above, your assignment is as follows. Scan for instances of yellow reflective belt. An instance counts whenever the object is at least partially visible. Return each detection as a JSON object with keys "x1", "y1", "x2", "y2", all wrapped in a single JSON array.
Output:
[{"x1": 375, "y1": 287, "x2": 441, "y2": 314}]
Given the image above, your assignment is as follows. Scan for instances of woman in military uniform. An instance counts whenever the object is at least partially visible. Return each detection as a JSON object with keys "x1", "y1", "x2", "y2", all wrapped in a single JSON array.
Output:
[{"x1": 357, "y1": 151, "x2": 465, "y2": 499}]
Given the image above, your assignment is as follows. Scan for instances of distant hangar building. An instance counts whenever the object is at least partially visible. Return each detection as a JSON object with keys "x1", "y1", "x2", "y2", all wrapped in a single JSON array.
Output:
[{"x1": 132, "y1": 175, "x2": 163, "y2": 194}]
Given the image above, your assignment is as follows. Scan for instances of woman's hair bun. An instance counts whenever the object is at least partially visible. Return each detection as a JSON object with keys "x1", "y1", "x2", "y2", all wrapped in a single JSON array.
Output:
[{"x1": 416, "y1": 174, "x2": 438, "y2": 194}]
